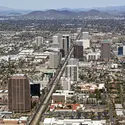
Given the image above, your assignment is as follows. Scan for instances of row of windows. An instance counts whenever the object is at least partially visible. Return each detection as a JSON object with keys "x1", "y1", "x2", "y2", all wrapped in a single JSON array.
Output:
[{"x1": 87, "y1": 55, "x2": 100, "y2": 60}]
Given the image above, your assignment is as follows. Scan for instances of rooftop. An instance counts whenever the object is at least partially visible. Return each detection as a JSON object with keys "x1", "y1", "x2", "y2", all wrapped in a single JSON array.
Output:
[
  {"x1": 50, "y1": 103, "x2": 84, "y2": 112},
  {"x1": 102, "y1": 40, "x2": 110, "y2": 43},
  {"x1": 10, "y1": 74, "x2": 27, "y2": 79},
  {"x1": 43, "y1": 118, "x2": 106, "y2": 125}
]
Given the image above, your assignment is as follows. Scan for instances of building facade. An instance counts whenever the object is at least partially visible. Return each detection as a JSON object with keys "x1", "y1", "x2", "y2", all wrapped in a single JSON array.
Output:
[
  {"x1": 101, "y1": 40, "x2": 111, "y2": 61},
  {"x1": 68, "y1": 58, "x2": 79, "y2": 66},
  {"x1": 65, "y1": 65, "x2": 79, "y2": 81},
  {"x1": 52, "y1": 90, "x2": 74, "y2": 103},
  {"x1": 86, "y1": 52, "x2": 101, "y2": 61},
  {"x1": 62, "y1": 34, "x2": 71, "y2": 52},
  {"x1": 73, "y1": 44, "x2": 83, "y2": 59},
  {"x1": 76, "y1": 39, "x2": 90, "y2": 49},
  {"x1": 53, "y1": 34, "x2": 62, "y2": 45},
  {"x1": 60, "y1": 77, "x2": 71, "y2": 90},
  {"x1": 43, "y1": 118, "x2": 106, "y2": 125},
  {"x1": 118, "y1": 46, "x2": 123, "y2": 55},
  {"x1": 8, "y1": 75, "x2": 31, "y2": 113},
  {"x1": 82, "y1": 32, "x2": 89, "y2": 39},
  {"x1": 117, "y1": 46, "x2": 125, "y2": 56},
  {"x1": 59, "y1": 38, "x2": 67, "y2": 56},
  {"x1": 49, "y1": 52, "x2": 61, "y2": 69},
  {"x1": 35, "y1": 36, "x2": 43, "y2": 46}
]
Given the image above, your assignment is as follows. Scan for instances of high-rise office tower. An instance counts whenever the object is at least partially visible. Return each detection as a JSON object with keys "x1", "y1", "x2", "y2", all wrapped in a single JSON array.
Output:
[
  {"x1": 82, "y1": 32, "x2": 89, "y2": 39},
  {"x1": 59, "y1": 38, "x2": 67, "y2": 56},
  {"x1": 101, "y1": 40, "x2": 111, "y2": 61},
  {"x1": 65, "y1": 65, "x2": 79, "y2": 81},
  {"x1": 8, "y1": 74, "x2": 31, "y2": 113},
  {"x1": 68, "y1": 58, "x2": 79, "y2": 66},
  {"x1": 117, "y1": 46, "x2": 125, "y2": 56},
  {"x1": 73, "y1": 44, "x2": 83, "y2": 59},
  {"x1": 53, "y1": 34, "x2": 62, "y2": 45},
  {"x1": 76, "y1": 39, "x2": 90, "y2": 49},
  {"x1": 30, "y1": 83, "x2": 40, "y2": 97},
  {"x1": 62, "y1": 34, "x2": 71, "y2": 52},
  {"x1": 118, "y1": 46, "x2": 123, "y2": 56},
  {"x1": 60, "y1": 49, "x2": 65, "y2": 58},
  {"x1": 35, "y1": 36, "x2": 43, "y2": 46},
  {"x1": 49, "y1": 52, "x2": 61, "y2": 69}
]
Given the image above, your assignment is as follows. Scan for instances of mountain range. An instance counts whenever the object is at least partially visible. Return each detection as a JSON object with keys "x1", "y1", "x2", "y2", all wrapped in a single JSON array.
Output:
[
  {"x1": 0, "y1": 5, "x2": 125, "y2": 19},
  {"x1": 58, "y1": 6, "x2": 125, "y2": 12},
  {"x1": 21, "y1": 9, "x2": 111, "y2": 20},
  {"x1": 0, "y1": 5, "x2": 125, "y2": 13}
]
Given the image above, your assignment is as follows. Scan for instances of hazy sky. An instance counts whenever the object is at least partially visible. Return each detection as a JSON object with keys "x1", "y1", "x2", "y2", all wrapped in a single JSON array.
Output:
[{"x1": 1, "y1": 0, "x2": 125, "y2": 10}]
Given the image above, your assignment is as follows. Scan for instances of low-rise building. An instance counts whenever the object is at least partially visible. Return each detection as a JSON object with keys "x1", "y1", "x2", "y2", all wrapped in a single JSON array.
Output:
[
  {"x1": 50, "y1": 103, "x2": 84, "y2": 112},
  {"x1": 18, "y1": 49, "x2": 34, "y2": 56},
  {"x1": 115, "y1": 104, "x2": 124, "y2": 116},
  {"x1": 78, "y1": 83, "x2": 98, "y2": 93},
  {"x1": 86, "y1": 52, "x2": 100, "y2": 61},
  {"x1": 60, "y1": 77, "x2": 71, "y2": 90},
  {"x1": 52, "y1": 90, "x2": 74, "y2": 103},
  {"x1": 43, "y1": 118, "x2": 106, "y2": 125}
]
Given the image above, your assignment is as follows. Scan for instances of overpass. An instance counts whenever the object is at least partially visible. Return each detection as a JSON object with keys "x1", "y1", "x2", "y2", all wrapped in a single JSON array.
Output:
[{"x1": 27, "y1": 31, "x2": 82, "y2": 125}]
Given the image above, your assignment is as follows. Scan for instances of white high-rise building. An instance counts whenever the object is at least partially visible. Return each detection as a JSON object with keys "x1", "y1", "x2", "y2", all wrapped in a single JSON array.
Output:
[
  {"x1": 60, "y1": 77, "x2": 71, "y2": 90},
  {"x1": 82, "y1": 32, "x2": 89, "y2": 39},
  {"x1": 65, "y1": 65, "x2": 79, "y2": 81},
  {"x1": 49, "y1": 52, "x2": 61, "y2": 69},
  {"x1": 35, "y1": 36, "x2": 43, "y2": 46},
  {"x1": 83, "y1": 39, "x2": 90, "y2": 49},
  {"x1": 74, "y1": 40, "x2": 83, "y2": 46},
  {"x1": 53, "y1": 34, "x2": 62, "y2": 45},
  {"x1": 76, "y1": 39, "x2": 90, "y2": 49},
  {"x1": 68, "y1": 58, "x2": 79, "y2": 66}
]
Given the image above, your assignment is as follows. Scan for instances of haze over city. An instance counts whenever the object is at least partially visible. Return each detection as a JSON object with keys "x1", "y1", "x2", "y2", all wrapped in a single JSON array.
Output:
[{"x1": 1, "y1": 0, "x2": 125, "y2": 10}]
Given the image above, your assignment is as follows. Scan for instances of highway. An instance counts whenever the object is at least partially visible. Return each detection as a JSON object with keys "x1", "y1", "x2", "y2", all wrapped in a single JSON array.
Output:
[{"x1": 27, "y1": 32, "x2": 82, "y2": 125}]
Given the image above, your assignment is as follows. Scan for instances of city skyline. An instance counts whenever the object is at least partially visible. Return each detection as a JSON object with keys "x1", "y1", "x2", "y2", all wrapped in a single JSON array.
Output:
[{"x1": 1, "y1": 0, "x2": 125, "y2": 10}]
